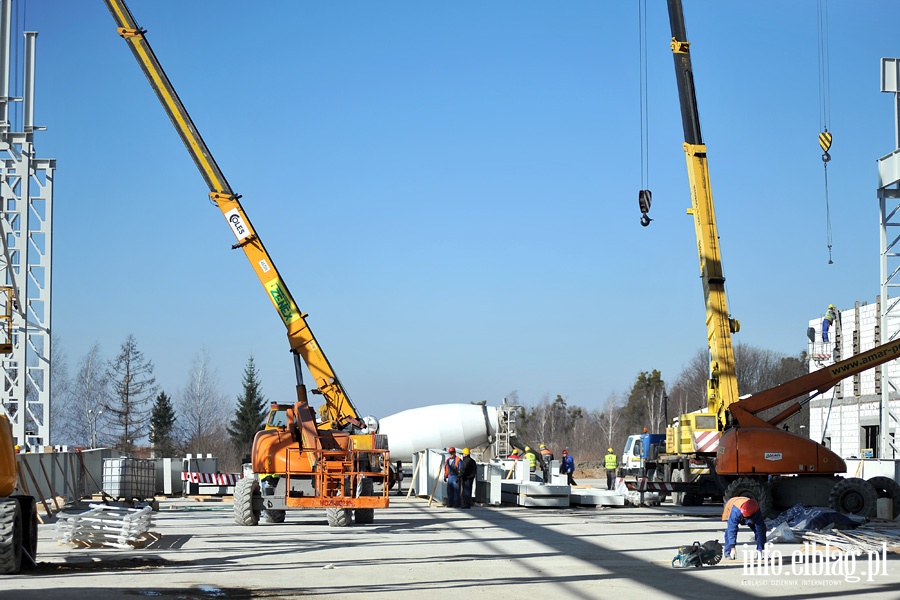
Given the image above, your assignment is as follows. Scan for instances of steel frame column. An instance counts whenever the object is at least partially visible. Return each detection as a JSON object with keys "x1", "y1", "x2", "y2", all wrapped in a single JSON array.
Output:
[
  {"x1": 0, "y1": 1, "x2": 53, "y2": 449},
  {"x1": 876, "y1": 58, "x2": 900, "y2": 459}
]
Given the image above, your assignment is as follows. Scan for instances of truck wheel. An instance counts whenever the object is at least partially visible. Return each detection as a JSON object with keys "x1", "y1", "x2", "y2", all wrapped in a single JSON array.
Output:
[
  {"x1": 671, "y1": 469, "x2": 686, "y2": 506},
  {"x1": 262, "y1": 509, "x2": 286, "y2": 523},
  {"x1": 829, "y1": 478, "x2": 877, "y2": 518},
  {"x1": 326, "y1": 508, "x2": 352, "y2": 527},
  {"x1": 0, "y1": 498, "x2": 23, "y2": 574},
  {"x1": 650, "y1": 468, "x2": 668, "y2": 502},
  {"x1": 233, "y1": 476, "x2": 261, "y2": 526},
  {"x1": 13, "y1": 496, "x2": 37, "y2": 569},
  {"x1": 355, "y1": 477, "x2": 375, "y2": 525},
  {"x1": 724, "y1": 477, "x2": 774, "y2": 518},
  {"x1": 867, "y1": 476, "x2": 900, "y2": 519}
]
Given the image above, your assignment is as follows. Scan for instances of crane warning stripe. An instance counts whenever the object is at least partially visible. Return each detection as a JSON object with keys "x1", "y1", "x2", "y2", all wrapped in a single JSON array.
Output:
[
  {"x1": 693, "y1": 431, "x2": 720, "y2": 453},
  {"x1": 181, "y1": 472, "x2": 242, "y2": 485}
]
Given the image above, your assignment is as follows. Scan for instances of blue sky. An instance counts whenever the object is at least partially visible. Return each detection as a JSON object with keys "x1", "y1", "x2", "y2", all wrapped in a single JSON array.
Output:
[{"x1": 18, "y1": 1, "x2": 900, "y2": 420}]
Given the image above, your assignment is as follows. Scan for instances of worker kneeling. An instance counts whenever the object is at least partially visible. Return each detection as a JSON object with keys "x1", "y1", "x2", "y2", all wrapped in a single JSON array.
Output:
[{"x1": 722, "y1": 497, "x2": 767, "y2": 560}]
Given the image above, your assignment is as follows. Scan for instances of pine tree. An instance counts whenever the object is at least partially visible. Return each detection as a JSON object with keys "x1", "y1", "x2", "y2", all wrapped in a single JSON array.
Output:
[
  {"x1": 149, "y1": 391, "x2": 178, "y2": 457},
  {"x1": 105, "y1": 334, "x2": 158, "y2": 452},
  {"x1": 227, "y1": 356, "x2": 268, "y2": 455}
]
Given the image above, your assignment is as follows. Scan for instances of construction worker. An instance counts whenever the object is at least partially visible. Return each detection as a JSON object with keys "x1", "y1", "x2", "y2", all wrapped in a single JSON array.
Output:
[
  {"x1": 722, "y1": 497, "x2": 767, "y2": 560},
  {"x1": 507, "y1": 448, "x2": 520, "y2": 460},
  {"x1": 459, "y1": 448, "x2": 476, "y2": 509},
  {"x1": 539, "y1": 443, "x2": 554, "y2": 482},
  {"x1": 523, "y1": 446, "x2": 538, "y2": 474},
  {"x1": 822, "y1": 303, "x2": 836, "y2": 342},
  {"x1": 560, "y1": 449, "x2": 576, "y2": 486},
  {"x1": 444, "y1": 447, "x2": 463, "y2": 508},
  {"x1": 604, "y1": 447, "x2": 618, "y2": 490}
]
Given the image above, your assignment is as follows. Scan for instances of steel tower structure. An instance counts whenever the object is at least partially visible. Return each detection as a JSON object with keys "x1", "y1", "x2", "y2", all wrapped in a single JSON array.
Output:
[{"x1": 0, "y1": 0, "x2": 54, "y2": 449}]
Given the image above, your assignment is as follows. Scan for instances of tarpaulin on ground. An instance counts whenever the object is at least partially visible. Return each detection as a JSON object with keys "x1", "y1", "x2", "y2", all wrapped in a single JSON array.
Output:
[{"x1": 766, "y1": 503, "x2": 865, "y2": 532}]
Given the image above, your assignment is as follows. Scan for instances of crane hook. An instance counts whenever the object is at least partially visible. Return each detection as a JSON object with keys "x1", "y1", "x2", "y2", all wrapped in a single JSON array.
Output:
[{"x1": 638, "y1": 189, "x2": 652, "y2": 227}]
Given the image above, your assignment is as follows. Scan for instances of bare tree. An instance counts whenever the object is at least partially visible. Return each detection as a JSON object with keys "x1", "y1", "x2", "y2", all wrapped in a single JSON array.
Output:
[
  {"x1": 599, "y1": 391, "x2": 622, "y2": 448},
  {"x1": 668, "y1": 349, "x2": 708, "y2": 417},
  {"x1": 646, "y1": 382, "x2": 667, "y2": 434},
  {"x1": 49, "y1": 336, "x2": 74, "y2": 445},
  {"x1": 61, "y1": 343, "x2": 110, "y2": 448},
  {"x1": 177, "y1": 349, "x2": 229, "y2": 456}
]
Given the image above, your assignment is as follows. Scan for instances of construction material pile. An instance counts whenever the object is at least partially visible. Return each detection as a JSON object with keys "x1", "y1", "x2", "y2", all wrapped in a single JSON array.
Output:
[
  {"x1": 56, "y1": 503, "x2": 154, "y2": 549},
  {"x1": 766, "y1": 503, "x2": 900, "y2": 555}
]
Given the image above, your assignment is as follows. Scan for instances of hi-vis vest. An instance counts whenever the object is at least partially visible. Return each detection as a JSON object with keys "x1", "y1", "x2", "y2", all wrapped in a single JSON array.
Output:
[{"x1": 604, "y1": 453, "x2": 617, "y2": 470}]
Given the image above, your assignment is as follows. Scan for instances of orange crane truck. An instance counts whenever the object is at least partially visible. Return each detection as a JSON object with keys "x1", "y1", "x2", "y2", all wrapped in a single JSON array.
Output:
[{"x1": 102, "y1": 0, "x2": 390, "y2": 527}]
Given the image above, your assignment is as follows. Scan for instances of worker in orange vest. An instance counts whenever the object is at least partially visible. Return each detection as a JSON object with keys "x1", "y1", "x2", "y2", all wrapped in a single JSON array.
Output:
[
  {"x1": 539, "y1": 443, "x2": 554, "y2": 482},
  {"x1": 444, "y1": 447, "x2": 463, "y2": 508},
  {"x1": 722, "y1": 496, "x2": 767, "y2": 559}
]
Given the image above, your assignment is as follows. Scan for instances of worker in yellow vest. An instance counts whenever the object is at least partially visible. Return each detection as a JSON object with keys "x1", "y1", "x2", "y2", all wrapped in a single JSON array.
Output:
[
  {"x1": 604, "y1": 447, "x2": 618, "y2": 490},
  {"x1": 523, "y1": 446, "x2": 538, "y2": 475}
]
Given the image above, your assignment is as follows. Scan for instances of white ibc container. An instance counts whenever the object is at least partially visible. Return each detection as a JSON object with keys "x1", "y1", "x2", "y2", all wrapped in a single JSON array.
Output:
[{"x1": 102, "y1": 458, "x2": 155, "y2": 500}]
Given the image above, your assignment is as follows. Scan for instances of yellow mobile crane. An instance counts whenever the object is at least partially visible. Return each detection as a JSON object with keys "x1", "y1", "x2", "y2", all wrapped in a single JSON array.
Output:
[
  {"x1": 627, "y1": 0, "x2": 900, "y2": 517},
  {"x1": 622, "y1": 0, "x2": 742, "y2": 504},
  {"x1": 102, "y1": 0, "x2": 389, "y2": 527}
]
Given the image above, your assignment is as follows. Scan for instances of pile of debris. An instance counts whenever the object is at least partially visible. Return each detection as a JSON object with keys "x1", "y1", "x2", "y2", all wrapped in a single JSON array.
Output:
[
  {"x1": 766, "y1": 504, "x2": 900, "y2": 554},
  {"x1": 56, "y1": 503, "x2": 155, "y2": 549}
]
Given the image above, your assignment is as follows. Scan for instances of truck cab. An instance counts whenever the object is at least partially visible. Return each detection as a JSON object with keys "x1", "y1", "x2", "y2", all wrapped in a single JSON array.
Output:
[{"x1": 621, "y1": 432, "x2": 666, "y2": 477}]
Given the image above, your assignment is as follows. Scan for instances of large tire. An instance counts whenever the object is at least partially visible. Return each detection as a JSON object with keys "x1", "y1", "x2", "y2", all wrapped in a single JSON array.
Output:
[
  {"x1": 233, "y1": 477, "x2": 261, "y2": 526},
  {"x1": 13, "y1": 496, "x2": 37, "y2": 570},
  {"x1": 651, "y1": 468, "x2": 668, "y2": 502},
  {"x1": 829, "y1": 477, "x2": 878, "y2": 518},
  {"x1": 0, "y1": 498, "x2": 23, "y2": 574},
  {"x1": 262, "y1": 509, "x2": 286, "y2": 524},
  {"x1": 723, "y1": 477, "x2": 774, "y2": 518},
  {"x1": 867, "y1": 476, "x2": 900, "y2": 519},
  {"x1": 355, "y1": 477, "x2": 375, "y2": 525},
  {"x1": 671, "y1": 469, "x2": 686, "y2": 506},
  {"x1": 326, "y1": 508, "x2": 352, "y2": 527}
]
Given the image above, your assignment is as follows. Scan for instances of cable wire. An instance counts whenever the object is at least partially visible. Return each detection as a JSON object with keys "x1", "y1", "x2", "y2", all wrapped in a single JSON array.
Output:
[{"x1": 817, "y1": 0, "x2": 834, "y2": 264}]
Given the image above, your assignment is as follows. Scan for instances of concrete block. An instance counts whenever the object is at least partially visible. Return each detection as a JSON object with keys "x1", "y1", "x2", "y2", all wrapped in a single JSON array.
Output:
[{"x1": 570, "y1": 488, "x2": 626, "y2": 507}]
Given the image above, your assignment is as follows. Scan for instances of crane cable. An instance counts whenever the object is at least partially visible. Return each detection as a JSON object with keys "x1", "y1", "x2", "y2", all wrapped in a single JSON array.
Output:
[
  {"x1": 637, "y1": 0, "x2": 652, "y2": 227},
  {"x1": 817, "y1": 0, "x2": 834, "y2": 265}
]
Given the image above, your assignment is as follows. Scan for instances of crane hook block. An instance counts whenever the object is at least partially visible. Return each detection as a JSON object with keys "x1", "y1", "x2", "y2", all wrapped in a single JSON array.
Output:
[
  {"x1": 819, "y1": 131, "x2": 832, "y2": 163},
  {"x1": 638, "y1": 189, "x2": 652, "y2": 226}
]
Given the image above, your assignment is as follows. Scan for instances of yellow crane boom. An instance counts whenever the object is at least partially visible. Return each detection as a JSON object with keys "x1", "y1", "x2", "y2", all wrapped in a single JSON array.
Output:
[{"x1": 102, "y1": 0, "x2": 361, "y2": 431}]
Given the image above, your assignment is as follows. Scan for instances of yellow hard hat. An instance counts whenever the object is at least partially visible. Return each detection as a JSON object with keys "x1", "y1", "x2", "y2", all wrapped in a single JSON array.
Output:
[
  {"x1": 828, "y1": 304, "x2": 835, "y2": 309},
  {"x1": 524, "y1": 445, "x2": 531, "y2": 451},
  {"x1": 539, "y1": 443, "x2": 545, "y2": 448},
  {"x1": 462, "y1": 447, "x2": 470, "y2": 455},
  {"x1": 608, "y1": 447, "x2": 614, "y2": 452}
]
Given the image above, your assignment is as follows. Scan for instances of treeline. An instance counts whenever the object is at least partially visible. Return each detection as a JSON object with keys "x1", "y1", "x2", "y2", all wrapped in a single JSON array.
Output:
[
  {"x1": 515, "y1": 343, "x2": 809, "y2": 463},
  {"x1": 50, "y1": 335, "x2": 268, "y2": 471}
]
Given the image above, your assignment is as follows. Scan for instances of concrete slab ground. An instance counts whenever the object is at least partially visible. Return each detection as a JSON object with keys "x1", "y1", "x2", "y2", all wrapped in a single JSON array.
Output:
[{"x1": 2, "y1": 485, "x2": 899, "y2": 600}]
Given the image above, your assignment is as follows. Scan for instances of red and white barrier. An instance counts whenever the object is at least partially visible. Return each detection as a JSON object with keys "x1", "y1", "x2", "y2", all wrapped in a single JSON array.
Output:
[{"x1": 181, "y1": 472, "x2": 242, "y2": 486}]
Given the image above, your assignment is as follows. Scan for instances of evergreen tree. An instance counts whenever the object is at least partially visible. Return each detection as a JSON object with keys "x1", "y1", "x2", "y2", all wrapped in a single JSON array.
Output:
[
  {"x1": 227, "y1": 356, "x2": 268, "y2": 454},
  {"x1": 105, "y1": 334, "x2": 158, "y2": 452},
  {"x1": 149, "y1": 391, "x2": 179, "y2": 457}
]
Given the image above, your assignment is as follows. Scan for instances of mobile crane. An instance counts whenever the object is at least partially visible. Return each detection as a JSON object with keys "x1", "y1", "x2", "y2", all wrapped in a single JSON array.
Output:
[
  {"x1": 102, "y1": 0, "x2": 390, "y2": 527},
  {"x1": 625, "y1": 0, "x2": 900, "y2": 517}
]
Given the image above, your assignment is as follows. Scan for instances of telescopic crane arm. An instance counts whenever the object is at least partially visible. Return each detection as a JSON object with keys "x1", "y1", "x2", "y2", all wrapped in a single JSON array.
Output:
[
  {"x1": 730, "y1": 339, "x2": 900, "y2": 430},
  {"x1": 667, "y1": 0, "x2": 740, "y2": 429},
  {"x1": 102, "y1": 0, "x2": 362, "y2": 431}
]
